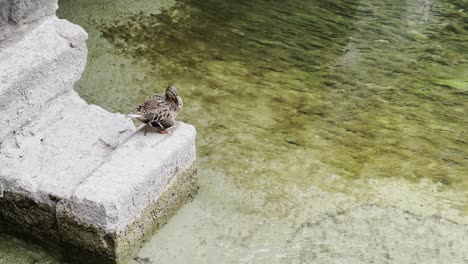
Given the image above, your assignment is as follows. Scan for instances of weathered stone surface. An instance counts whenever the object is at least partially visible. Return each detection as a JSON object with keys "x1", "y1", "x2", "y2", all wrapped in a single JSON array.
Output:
[
  {"x1": 0, "y1": 0, "x2": 57, "y2": 26},
  {"x1": 0, "y1": 87, "x2": 134, "y2": 249},
  {"x1": 0, "y1": 91, "x2": 134, "y2": 200},
  {"x1": 0, "y1": 17, "x2": 87, "y2": 141},
  {"x1": 0, "y1": 0, "x2": 59, "y2": 46},
  {"x1": 61, "y1": 123, "x2": 196, "y2": 233},
  {"x1": 57, "y1": 123, "x2": 198, "y2": 262},
  {"x1": 0, "y1": 122, "x2": 197, "y2": 263}
]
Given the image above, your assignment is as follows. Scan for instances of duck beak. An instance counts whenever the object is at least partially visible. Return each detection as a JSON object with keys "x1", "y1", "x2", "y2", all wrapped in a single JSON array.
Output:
[
  {"x1": 166, "y1": 85, "x2": 179, "y2": 101},
  {"x1": 177, "y1": 96, "x2": 183, "y2": 106}
]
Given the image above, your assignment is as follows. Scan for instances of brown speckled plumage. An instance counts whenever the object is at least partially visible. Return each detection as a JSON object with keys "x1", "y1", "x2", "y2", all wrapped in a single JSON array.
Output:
[{"x1": 129, "y1": 85, "x2": 183, "y2": 134}]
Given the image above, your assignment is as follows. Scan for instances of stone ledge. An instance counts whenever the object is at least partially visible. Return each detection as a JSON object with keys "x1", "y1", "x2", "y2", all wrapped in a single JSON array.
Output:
[
  {"x1": 0, "y1": 16, "x2": 87, "y2": 141},
  {"x1": 0, "y1": 90, "x2": 134, "y2": 199},
  {"x1": 0, "y1": 0, "x2": 58, "y2": 27},
  {"x1": 0, "y1": 123, "x2": 198, "y2": 263},
  {"x1": 59, "y1": 165, "x2": 198, "y2": 264},
  {"x1": 57, "y1": 122, "x2": 197, "y2": 262},
  {"x1": 59, "y1": 123, "x2": 196, "y2": 229},
  {"x1": 0, "y1": 0, "x2": 58, "y2": 45}
]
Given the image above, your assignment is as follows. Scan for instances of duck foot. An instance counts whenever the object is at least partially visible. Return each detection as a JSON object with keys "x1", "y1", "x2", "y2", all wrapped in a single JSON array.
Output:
[{"x1": 143, "y1": 126, "x2": 169, "y2": 135}]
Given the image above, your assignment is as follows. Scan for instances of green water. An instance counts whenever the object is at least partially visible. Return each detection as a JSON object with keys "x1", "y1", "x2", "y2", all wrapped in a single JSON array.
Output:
[
  {"x1": 59, "y1": 0, "x2": 468, "y2": 209},
  {"x1": 2, "y1": 0, "x2": 468, "y2": 263}
]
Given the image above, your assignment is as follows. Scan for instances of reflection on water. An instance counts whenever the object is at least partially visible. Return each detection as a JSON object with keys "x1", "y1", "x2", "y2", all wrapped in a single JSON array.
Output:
[{"x1": 2, "y1": 0, "x2": 468, "y2": 263}]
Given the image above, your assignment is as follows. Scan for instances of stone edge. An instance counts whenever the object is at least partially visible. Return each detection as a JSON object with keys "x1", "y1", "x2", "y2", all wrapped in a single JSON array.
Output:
[
  {"x1": 58, "y1": 164, "x2": 199, "y2": 264},
  {"x1": 0, "y1": 164, "x2": 198, "y2": 263}
]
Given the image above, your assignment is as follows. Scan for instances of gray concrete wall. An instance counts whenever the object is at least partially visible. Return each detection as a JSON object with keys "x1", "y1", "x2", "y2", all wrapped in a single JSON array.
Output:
[
  {"x1": 0, "y1": 0, "x2": 88, "y2": 141},
  {"x1": 0, "y1": 0, "x2": 57, "y2": 46}
]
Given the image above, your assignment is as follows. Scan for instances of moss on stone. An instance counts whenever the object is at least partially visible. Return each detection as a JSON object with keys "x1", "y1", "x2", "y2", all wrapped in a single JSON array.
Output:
[{"x1": 0, "y1": 165, "x2": 197, "y2": 264}]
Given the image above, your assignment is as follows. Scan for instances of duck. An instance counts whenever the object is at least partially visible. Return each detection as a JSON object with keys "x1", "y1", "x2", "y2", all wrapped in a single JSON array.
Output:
[{"x1": 128, "y1": 85, "x2": 183, "y2": 135}]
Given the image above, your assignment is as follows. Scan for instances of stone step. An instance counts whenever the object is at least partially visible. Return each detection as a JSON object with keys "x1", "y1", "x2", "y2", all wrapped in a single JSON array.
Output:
[
  {"x1": 0, "y1": 90, "x2": 134, "y2": 201},
  {"x1": 0, "y1": 93, "x2": 197, "y2": 262},
  {"x1": 0, "y1": 16, "x2": 87, "y2": 141},
  {"x1": 0, "y1": 88, "x2": 134, "y2": 245},
  {"x1": 58, "y1": 122, "x2": 197, "y2": 263}
]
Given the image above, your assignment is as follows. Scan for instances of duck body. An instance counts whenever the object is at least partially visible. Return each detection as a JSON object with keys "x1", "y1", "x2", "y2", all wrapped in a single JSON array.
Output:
[{"x1": 129, "y1": 85, "x2": 183, "y2": 135}]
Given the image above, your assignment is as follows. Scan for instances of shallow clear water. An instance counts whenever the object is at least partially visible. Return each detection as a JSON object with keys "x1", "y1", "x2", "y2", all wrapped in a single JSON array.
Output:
[{"x1": 2, "y1": 0, "x2": 468, "y2": 263}]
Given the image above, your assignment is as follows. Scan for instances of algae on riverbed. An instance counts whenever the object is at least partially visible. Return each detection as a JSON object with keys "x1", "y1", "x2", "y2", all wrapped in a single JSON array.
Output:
[
  {"x1": 3, "y1": 0, "x2": 464, "y2": 263},
  {"x1": 60, "y1": 0, "x2": 467, "y2": 208}
]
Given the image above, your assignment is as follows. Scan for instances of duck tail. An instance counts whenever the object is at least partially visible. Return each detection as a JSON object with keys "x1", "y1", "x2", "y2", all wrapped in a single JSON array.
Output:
[{"x1": 126, "y1": 114, "x2": 143, "y2": 119}]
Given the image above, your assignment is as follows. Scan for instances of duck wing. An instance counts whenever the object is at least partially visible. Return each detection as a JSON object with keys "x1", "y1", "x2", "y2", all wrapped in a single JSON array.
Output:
[
  {"x1": 131, "y1": 95, "x2": 165, "y2": 115},
  {"x1": 137, "y1": 107, "x2": 174, "y2": 128}
]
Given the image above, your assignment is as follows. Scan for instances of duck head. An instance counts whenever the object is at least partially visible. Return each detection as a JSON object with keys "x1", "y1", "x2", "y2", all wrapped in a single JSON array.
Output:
[{"x1": 166, "y1": 85, "x2": 183, "y2": 108}]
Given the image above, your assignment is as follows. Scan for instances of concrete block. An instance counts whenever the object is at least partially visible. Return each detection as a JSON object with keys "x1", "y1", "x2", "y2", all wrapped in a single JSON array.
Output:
[
  {"x1": 0, "y1": 119, "x2": 197, "y2": 263},
  {"x1": 0, "y1": 90, "x2": 135, "y2": 198},
  {"x1": 0, "y1": 89, "x2": 134, "y2": 242},
  {"x1": 57, "y1": 123, "x2": 198, "y2": 263},
  {"x1": 0, "y1": 0, "x2": 57, "y2": 26},
  {"x1": 0, "y1": 0, "x2": 58, "y2": 44},
  {"x1": 0, "y1": 17, "x2": 87, "y2": 141}
]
